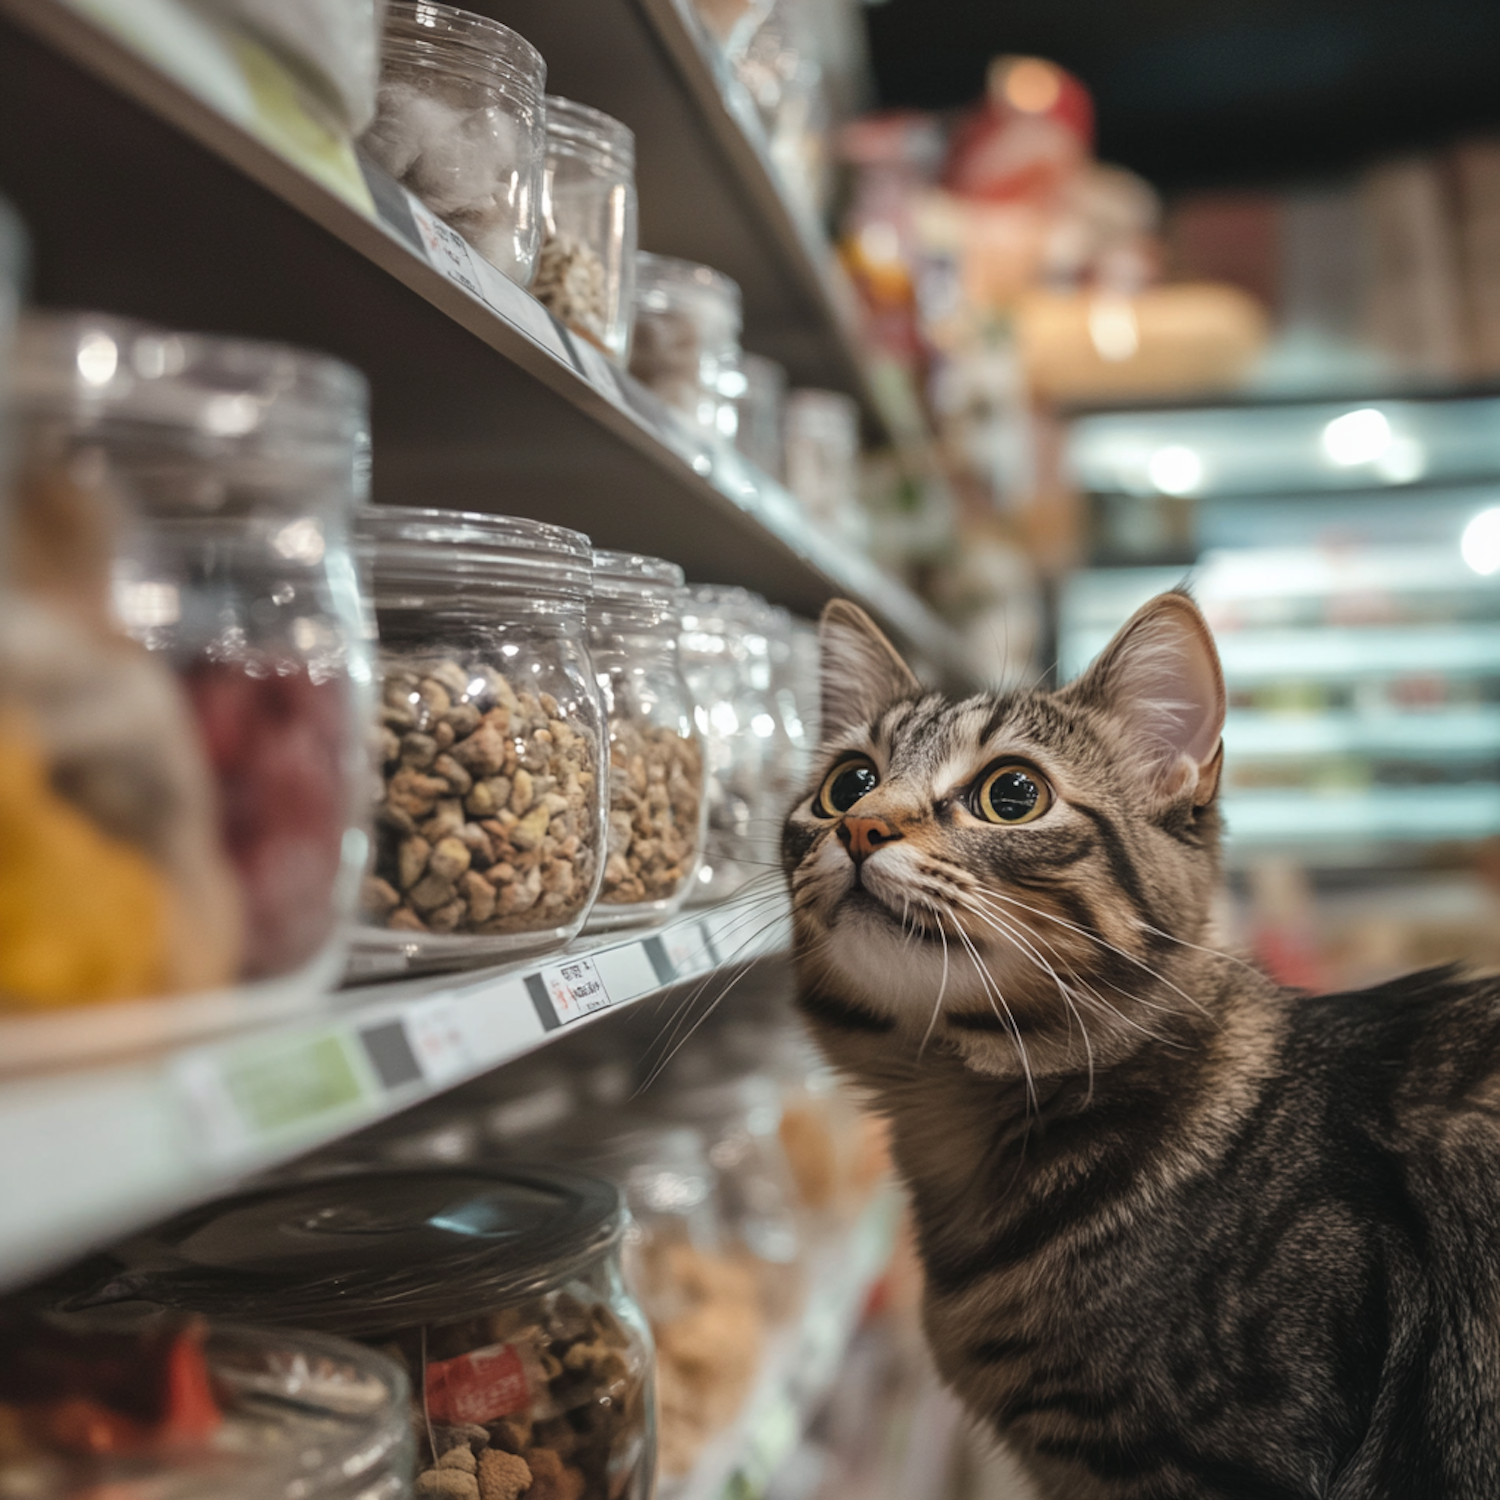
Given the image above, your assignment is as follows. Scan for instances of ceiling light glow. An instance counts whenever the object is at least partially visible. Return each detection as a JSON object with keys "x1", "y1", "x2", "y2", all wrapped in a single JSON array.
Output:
[
  {"x1": 1322, "y1": 407, "x2": 1391, "y2": 467},
  {"x1": 1461, "y1": 507, "x2": 1500, "y2": 576},
  {"x1": 1147, "y1": 445, "x2": 1203, "y2": 496}
]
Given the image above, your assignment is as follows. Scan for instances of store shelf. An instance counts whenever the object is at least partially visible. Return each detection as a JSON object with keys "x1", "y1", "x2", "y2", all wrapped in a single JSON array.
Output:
[
  {"x1": 1223, "y1": 784, "x2": 1500, "y2": 853},
  {"x1": 482, "y1": 0, "x2": 875, "y2": 419},
  {"x1": 1225, "y1": 708, "x2": 1500, "y2": 760},
  {"x1": 675, "y1": 1192, "x2": 901, "y2": 1500},
  {"x1": 0, "y1": 0, "x2": 973, "y2": 683},
  {"x1": 0, "y1": 896, "x2": 791, "y2": 1293}
]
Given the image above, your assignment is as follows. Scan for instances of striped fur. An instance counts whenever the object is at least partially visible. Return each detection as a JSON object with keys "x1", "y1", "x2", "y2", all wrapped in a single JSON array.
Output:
[{"x1": 783, "y1": 595, "x2": 1500, "y2": 1498}]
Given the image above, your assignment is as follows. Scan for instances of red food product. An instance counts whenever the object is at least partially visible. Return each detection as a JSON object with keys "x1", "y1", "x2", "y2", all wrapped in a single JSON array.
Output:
[{"x1": 184, "y1": 661, "x2": 351, "y2": 979}]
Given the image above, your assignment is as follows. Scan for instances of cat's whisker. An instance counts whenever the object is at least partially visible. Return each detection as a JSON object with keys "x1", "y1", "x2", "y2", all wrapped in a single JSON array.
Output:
[
  {"x1": 949, "y1": 890, "x2": 1098, "y2": 1098},
  {"x1": 916, "y1": 896, "x2": 951, "y2": 1058},
  {"x1": 971, "y1": 887, "x2": 1211, "y2": 1021}
]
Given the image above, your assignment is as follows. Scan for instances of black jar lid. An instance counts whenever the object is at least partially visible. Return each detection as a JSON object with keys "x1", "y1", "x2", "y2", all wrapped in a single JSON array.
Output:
[{"x1": 75, "y1": 1168, "x2": 623, "y2": 1337}]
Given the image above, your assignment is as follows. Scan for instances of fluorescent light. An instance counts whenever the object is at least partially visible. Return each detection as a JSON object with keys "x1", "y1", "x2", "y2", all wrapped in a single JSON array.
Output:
[
  {"x1": 1322, "y1": 408, "x2": 1391, "y2": 466},
  {"x1": 1147, "y1": 445, "x2": 1203, "y2": 496}
]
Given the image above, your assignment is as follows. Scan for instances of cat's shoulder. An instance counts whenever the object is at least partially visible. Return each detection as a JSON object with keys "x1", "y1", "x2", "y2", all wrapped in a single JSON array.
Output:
[{"x1": 1289, "y1": 964, "x2": 1500, "y2": 1120}]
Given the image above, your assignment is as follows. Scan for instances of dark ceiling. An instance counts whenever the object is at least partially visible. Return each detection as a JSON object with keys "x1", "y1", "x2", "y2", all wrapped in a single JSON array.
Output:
[{"x1": 864, "y1": 0, "x2": 1500, "y2": 191}]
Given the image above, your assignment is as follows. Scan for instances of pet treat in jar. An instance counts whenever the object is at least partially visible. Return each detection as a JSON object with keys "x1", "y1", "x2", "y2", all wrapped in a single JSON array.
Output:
[
  {"x1": 628, "y1": 255, "x2": 742, "y2": 440},
  {"x1": 0, "y1": 1316, "x2": 413, "y2": 1500},
  {"x1": 92, "y1": 1170, "x2": 655, "y2": 1500},
  {"x1": 9, "y1": 313, "x2": 372, "y2": 1003},
  {"x1": 533, "y1": 99, "x2": 637, "y2": 363},
  {"x1": 362, "y1": 2, "x2": 546, "y2": 284},
  {"x1": 586, "y1": 552, "x2": 705, "y2": 931},
  {"x1": 356, "y1": 508, "x2": 606, "y2": 972}
]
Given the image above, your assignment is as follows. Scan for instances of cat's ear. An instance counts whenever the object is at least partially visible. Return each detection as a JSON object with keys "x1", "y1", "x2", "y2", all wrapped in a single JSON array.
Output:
[
  {"x1": 819, "y1": 600, "x2": 921, "y2": 736},
  {"x1": 1064, "y1": 591, "x2": 1226, "y2": 806}
]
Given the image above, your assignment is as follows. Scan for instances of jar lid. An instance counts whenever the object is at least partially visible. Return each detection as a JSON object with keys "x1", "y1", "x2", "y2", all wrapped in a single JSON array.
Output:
[
  {"x1": 12, "y1": 312, "x2": 367, "y2": 450},
  {"x1": 78, "y1": 1169, "x2": 625, "y2": 1336},
  {"x1": 635, "y1": 252, "x2": 742, "y2": 316},
  {"x1": 590, "y1": 549, "x2": 685, "y2": 608},
  {"x1": 360, "y1": 506, "x2": 592, "y2": 601},
  {"x1": 545, "y1": 95, "x2": 635, "y2": 173},
  {"x1": 382, "y1": 1, "x2": 545, "y2": 104}
]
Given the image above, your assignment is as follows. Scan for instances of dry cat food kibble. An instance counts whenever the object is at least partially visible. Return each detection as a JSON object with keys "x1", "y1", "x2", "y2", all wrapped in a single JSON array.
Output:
[
  {"x1": 365, "y1": 658, "x2": 599, "y2": 937},
  {"x1": 396, "y1": 1287, "x2": 646, "y2": 1500},
  {"x1": 87, "y1": 1171, "x2": 656, "y2": 1500},
  {"x1": 531, "y1": 234, "x2": 609, "y2": 348},
  {"x1": 599, "y1": 723, "x2": 702, "y2": 907}
]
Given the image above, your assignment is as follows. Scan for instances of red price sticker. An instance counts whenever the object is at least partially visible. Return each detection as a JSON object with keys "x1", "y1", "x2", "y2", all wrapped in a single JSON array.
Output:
[{"x1": 425, "y1": 1343, "x2": 530, "y2": 1425}]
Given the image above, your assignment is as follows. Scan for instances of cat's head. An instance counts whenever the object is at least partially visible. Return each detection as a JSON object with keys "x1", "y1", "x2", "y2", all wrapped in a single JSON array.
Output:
[{"x1": 782, "y1": 590, "x2": 1227, "y2": 1078}]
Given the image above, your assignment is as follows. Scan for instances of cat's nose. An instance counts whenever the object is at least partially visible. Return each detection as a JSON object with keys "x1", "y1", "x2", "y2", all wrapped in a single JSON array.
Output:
[{"x1": 837, "y1": 815, "x2": 903, "y2": 864}]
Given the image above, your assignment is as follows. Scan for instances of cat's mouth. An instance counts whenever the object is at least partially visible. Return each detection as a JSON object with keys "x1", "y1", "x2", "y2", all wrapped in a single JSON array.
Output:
[{"x1": 836, "y1": 886, "x2": 948, "y2": 945}]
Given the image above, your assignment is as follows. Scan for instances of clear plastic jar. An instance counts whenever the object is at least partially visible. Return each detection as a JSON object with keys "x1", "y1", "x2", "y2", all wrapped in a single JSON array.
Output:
[
  {"x1": 559, "y1": 1123, "x2": 765, "y2": 1482},
  {"x1": 734, "y1": 353, "x2": 786, "y2": 481},
  {"x1": 533, "y1": 98, "x2": 637, "y2": 364},
  {"x1": 587, "y1": 552, "x2": 705, "y2": 931},
  {"x1": 678, "y1": 586, "x2": 777, "y2": 905},
  {"x1": 95, "y1": 1169, "x2": 656, "y2": 1500},
  {"x1": 357, "y1": 507, "x2": 605, "y2": 970},
  {"x1": 784, "y1": 389, "x2": 862, "y2": 539},
  {"x1": 628, "y1": 255, "x2": 742, "y2": 440},
  {"x1": 362, "y1": 2, "x2": 546, "y2": 285},
  {"x1": 7, "y1": 313, "x2": 371, "y2": 1009},
  {"x1": 0, "y1": 1317, "x2": 412, "y2": 1500}
]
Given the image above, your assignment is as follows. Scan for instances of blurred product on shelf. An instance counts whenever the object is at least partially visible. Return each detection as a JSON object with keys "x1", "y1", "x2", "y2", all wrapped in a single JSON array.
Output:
[
  {"x1": 586, "y1": 552, "x2": 706, "y2": 932},
  {"x1": 1167, "y1": 133, "x2": 1500, "y2": 393},
  {"x1": 0, "y1": 1316, "x2": 414, "y2": 1500},
  {"x1": 678, "y1": 587, "x2": 807, "y2": 905},
  {"x1": 642, "y1": 1067, "x2": 804, "y2": 1321},
  {"x1": 4, "y1": 313, "x2": 370, "y2": 1013},
  {"x1": 784, "y1": 389, "x2": 863, "y2": 542},
  {"x1": 732, "y1": 0, "x2": 834, "y2": 216},
  {"x1": 79, "y1": 1169, "x2": 655, "y2": 1500},
  {"x1": 356, "y1": 508, "x2": 605, "y2": 970},
  {"x1": 533, "y1": 98, "x2": 638, "y2": 364},
  {"x1": 362, "y1": 2, "x2": 546, "y2": 285},
  {"x1": 197, "y1": 0, "x2": 387, "y2": 135},
  {"x1": 1016, "y1": 283, "x2": 1267, "y2": 403},
  {"x1": 628, "y1": 255, "x2": 743, "y2": 441},
  {"x1": 735, "y1": 353, "x2": 787, "y2": 482}
]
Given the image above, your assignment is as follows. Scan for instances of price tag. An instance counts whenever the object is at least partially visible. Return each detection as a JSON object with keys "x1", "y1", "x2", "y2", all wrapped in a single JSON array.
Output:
[
  {"x1": 173, "y1": 1031, "x2": 369, "y2": 1158},
  {"x1": 567, "y1": 332, "x2": 625, "y2": 407},
  {"x1": 466, "y1": 254, "x2": 574, "y2": 364},
  {"x1": 404, "y1": 995, "x2": 472, "y2": 1084},
  {"x1": 530, "y1": 955, "x2": 613, "y2": 1027},
  {"x1": 405, "y1": 195, "x2": 485, "y2": 300}
]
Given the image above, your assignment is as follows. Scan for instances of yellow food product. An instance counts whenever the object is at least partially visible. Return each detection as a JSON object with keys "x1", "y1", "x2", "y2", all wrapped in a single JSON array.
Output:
[{"x1": 0, "y1": 721, "x2": 173, "y2": 1008}]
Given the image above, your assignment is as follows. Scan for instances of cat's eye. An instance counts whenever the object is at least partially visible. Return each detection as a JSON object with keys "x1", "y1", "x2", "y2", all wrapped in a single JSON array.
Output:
[
  {"x1": 976, "y1": 763, "x2": 1050, "y2": 826},
  {"x1": 815, "y1": 757, "x2": 879, "y2": 818}
]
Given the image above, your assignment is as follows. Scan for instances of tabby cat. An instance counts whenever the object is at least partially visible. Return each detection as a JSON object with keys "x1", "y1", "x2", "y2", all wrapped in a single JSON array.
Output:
[{"x1": 782, "y1": 591, "x2": 1500, "y2": 1499}]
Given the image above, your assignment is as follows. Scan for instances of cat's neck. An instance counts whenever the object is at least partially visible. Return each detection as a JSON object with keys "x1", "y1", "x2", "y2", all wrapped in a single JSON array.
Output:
[{"x1": 801, "y1": 949, "x2": 1283, "y2": 1228}]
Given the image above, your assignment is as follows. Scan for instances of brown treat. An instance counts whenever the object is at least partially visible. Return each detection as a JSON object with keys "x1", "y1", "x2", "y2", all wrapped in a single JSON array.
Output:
[
  {"x1": 477, "y1": 1449, "x2": 532, "y2": 1500},
  {"x1": 388, "y1": 907, "x2": 428, "y2": 932},
  {"x1": 487, "y1": 1413, "x2": 533, "y2": 1454},
  {"x1": 461, "y1": 870, "x2": 497, "y2": 924},
  {"x1": 439, "y1": 1423, "x2": 492, "y2": 1455},
  {"x1": 434, "y1": 753, "x2": 474, "y2": 795},
  {"x1": 531, "y1": 1417, "x2": 580, "y2": 1461},
  {"x1": 450, "y1": 721, "x2": 507, "y2": 777},
  {"x1": 439, "y1": 1448, "x2": 478, "y2": 1473},
  {"x1": 388, "y1": 767, "x2": 450, "y2": 818},
  {"x1": 428, "y1": 835, "x2": 473, "y2": 882},
  {"x1": 521, "y1": 1448, "x2": 585, "y2": 1500},
  {"x1": 401, "y1": 732, "x2": 439, "y2": 769},
  {"x1": 416, "y1": 1470, "x2": 480, "y2": 1500},
  {"x1": 362, "y1": 876, "x2": 401, "y2": 916},
  {"x1": 408, "y1": 872, "x2": 457, "y2": 913}
]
